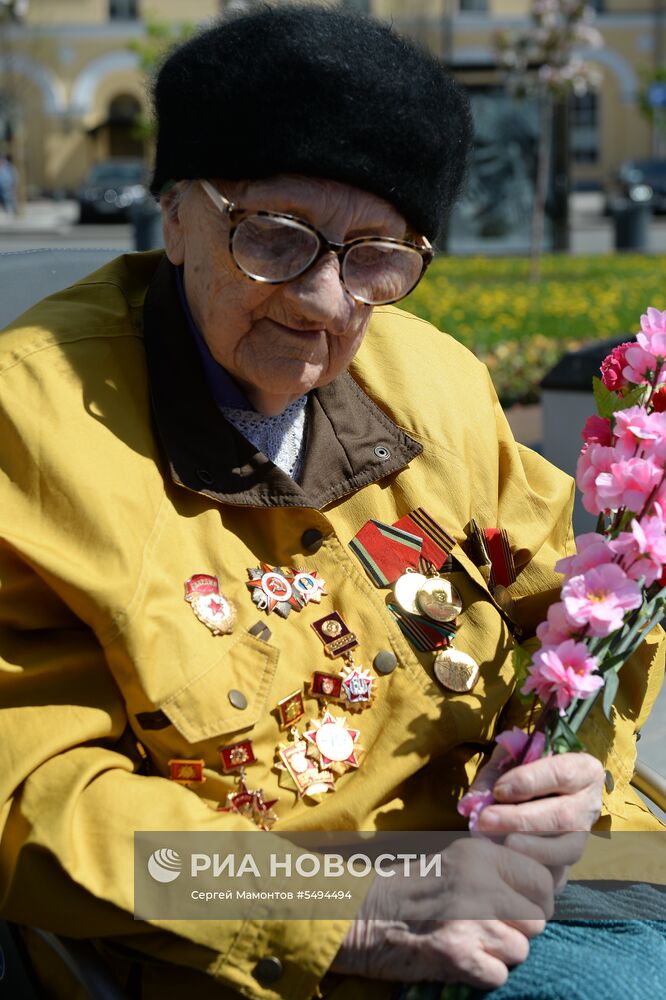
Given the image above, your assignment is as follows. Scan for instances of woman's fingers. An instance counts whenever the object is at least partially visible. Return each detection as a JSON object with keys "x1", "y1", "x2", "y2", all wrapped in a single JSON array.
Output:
[
  {"x1": 477, "y1": 788, "x2": 601, "y2": 835},
  {"x1": 493, "y1": 752, "x2": 605, "y2": 802},
  {"x1": 504, "y1": 831, "x2": 588, "y2": 868}
]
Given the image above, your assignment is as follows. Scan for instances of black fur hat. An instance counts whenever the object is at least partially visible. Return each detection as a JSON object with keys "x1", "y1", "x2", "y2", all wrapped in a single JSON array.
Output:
[{"x1": 150, "y1": 5, "x2": 472, "y2": 239}]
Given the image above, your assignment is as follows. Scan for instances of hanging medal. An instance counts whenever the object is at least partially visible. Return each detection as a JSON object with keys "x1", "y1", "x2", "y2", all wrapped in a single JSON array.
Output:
[
  {"x1": 303, "y1": 709, "x2": 363, "y2": 775},
  {"x1": 311, "y1": 611, "x2": 374, "y2": 710},
  {"x1": 275, "y1": 727, "x2": 336, "y2": 800},
  {"x1": 218, "y1": 766, "x2": 278, "y2": 831}
]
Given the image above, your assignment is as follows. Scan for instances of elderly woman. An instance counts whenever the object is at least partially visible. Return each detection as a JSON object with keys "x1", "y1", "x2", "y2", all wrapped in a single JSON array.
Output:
[{"x1": 0, "y1": 7, "x2": 663, "y2": 1000}]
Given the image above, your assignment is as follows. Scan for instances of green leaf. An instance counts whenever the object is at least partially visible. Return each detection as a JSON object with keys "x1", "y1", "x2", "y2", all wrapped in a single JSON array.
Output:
[
  {"x1": 554, "y1": 716, "x2": 586, "y2": 752},
  {"x1": 613, "y1": 385, "x2": 647, "y2": 412},
  {"x1": 592, "y1": 376, "x2": 619, "y2": 418},
  {"x1": 511, "y1": 645, "x2": 535, "y2": 703},
  {"x1": 592, "y1": 378, "x2": 645, "y2": 418},
  {"x1": 602, "y1": 671, "x2": 619, "y2": 720}
]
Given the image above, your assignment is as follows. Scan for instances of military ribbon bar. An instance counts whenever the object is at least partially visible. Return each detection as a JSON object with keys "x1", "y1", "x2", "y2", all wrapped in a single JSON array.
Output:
[
  {"x1": 483, "y1": 528, "x2": 517, "y2": 588},
  {"x1": 349, "y1": 520, "x2": 423, "y2": 586},
  {"x1": 387, "y1": 602, "x2": 457, "y2": 652},
  {"x1": 393, "y1": 508, "x2": 455, "y2": 570}
]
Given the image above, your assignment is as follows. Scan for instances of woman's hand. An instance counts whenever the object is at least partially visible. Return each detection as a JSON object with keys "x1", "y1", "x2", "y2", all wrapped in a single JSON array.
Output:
[
  {"x1": 331, "y1": 750, "x2": 604, "y2": 988},
  {"x1": 474, "y1": 747, "x2": 605, "y2": 891}
]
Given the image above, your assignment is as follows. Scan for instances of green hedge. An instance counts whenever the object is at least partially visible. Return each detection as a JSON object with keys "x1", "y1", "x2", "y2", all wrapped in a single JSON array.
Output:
[{"x1": 401, "y1": 254, "x2": 666, "y2": 406}]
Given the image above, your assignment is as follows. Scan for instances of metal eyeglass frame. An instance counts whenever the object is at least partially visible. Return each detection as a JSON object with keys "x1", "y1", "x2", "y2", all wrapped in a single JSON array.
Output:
[{"x1": 198, "y1": 179, "x2": 434, "y2": 305}]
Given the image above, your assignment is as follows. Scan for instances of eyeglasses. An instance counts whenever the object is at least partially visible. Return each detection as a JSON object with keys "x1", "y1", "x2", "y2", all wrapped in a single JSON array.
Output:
[{"x1": 198, "y1": 179, "x2": 433, "y2": 306}]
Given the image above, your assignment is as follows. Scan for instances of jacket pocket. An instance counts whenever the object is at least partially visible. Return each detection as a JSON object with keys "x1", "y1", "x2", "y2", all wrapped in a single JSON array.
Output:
[{"x1": 159, "y1": 631, "x2": 279, "y2": 743}]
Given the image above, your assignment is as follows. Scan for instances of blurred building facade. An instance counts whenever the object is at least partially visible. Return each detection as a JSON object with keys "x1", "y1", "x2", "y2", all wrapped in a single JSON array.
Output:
[{"x1": 0, "y1": 0, "x2": 663, "y2": 195}]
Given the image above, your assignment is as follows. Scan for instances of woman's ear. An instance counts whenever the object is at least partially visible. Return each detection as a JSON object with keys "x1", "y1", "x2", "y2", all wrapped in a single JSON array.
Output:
[{"x1": 160, "y1": 185, "x2": 188, "y2": 265}]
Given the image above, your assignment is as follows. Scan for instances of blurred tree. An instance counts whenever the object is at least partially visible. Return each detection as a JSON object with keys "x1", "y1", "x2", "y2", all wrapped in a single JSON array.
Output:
[{"x1": 493, "y1": 1, "x2": 603, "y2": 281}]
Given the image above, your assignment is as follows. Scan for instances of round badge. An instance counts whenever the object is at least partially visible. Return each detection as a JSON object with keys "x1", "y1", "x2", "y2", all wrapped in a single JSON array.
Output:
[
  {"x1": 433, "y1": 648, "x2": 480, "y2": 693},
  {"x1": 416, "y1": 578, "x2": 463, "y2": 623},
  {"x1": 393, "y1": 572, "x2": 428, "y2": 615},
  {"x1": 261, "y1": 571, "x2": 292, "y2": 602},
  {"x1": 315, "y1": 722, "x2": 354, "y2": 762}
]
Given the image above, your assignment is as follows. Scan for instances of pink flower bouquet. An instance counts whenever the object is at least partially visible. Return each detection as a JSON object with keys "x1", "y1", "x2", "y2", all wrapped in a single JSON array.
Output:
[{"x1": 460, "y1": 307, "x2": 666, "y2": 832}]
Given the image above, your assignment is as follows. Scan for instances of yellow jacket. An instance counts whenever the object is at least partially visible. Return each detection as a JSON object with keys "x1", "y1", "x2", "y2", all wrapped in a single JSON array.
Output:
[{"x1": 0, "y1": 253, "x2": 663, "y2": 999}]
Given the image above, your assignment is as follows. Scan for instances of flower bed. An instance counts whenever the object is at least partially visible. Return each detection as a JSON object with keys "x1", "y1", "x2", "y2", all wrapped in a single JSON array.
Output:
[{"x1": 402, "y1": 255, "x2": 666, "y2": 406}]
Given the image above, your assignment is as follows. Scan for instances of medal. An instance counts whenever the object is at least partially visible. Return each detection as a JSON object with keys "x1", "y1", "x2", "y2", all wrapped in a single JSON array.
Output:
[
  {"x1": 218, "y1": 739, "x2": 256, "y2": 774},
  {"x1": 184, "y1": 574, "x2": 236, "y2": 635},
  {"x1": 276, "y1": 731, "x2": 336, "y2": 799},
  {"x1": 416, "y1": 576, "x2": 463, "y2": 623},
  {"x1": 219, "y1": 768, "x2": 278, "y2": 831},
  {"x1": 287, "y1": 568, "x2": 327, "y2": 605},
  {"x1": 393, "y1": 571, "x2": 429, "y2": 614},
  {"x1": 275, "y1": 689, "x2": 306, "y2": 729},
  {"x1": 246, "y1": 564, "x2": 302, "y2": 617},
  {"x1": 168, "y1": 758, "x2": 206, "y2": 785},
  {"x1": 310, "y1": 671, "x2": 344, "y2": 701},
  {"x1": 433, "y1": 648, "x2": 480, "y2": 693},
  {"x1": 339, "y1": 664, "x2": 374, "y2": 709},
  {"x1": 303, "y1": 710, "x2": 362, "y2": 774},
  {"x1": 311, "y1": 611, "x2": 358, "y2": 658}
]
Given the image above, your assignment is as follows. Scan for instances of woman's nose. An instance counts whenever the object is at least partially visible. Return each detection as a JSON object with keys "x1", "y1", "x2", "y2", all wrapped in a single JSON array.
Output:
[{"x1": 279, "y1": 254, "x2": 355, "y2": 332}]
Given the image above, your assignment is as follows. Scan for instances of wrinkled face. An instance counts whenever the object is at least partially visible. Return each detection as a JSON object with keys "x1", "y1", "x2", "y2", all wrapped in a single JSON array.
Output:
[{"x1": 162, "y1": 175, "x2": 411, "y2": 415}]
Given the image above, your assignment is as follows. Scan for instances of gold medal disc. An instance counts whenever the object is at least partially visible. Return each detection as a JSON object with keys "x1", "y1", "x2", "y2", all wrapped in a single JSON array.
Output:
[
  {"x1": 433, "y1": 648, "x2": 480, "y2": 693},
  {"x1": 393, "y1": 572, "x2": 428, "y2": 615},
  {"x1": 416, "y1": 577, "x2": 463, "y2": 623}
]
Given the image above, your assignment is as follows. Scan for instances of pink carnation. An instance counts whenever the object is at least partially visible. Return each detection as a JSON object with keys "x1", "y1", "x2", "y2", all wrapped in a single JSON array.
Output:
[
  {"x1": 555, "y1": 532, "x2": 615, "y2": 579},
  {"x1": 610, "y1": 508, "x2": 666, "y2": 585},
  {"x1": 600, "y1": 342, "x2": 633, "y2": 393},
  {"x1": 562, "y1": 564, "x2": 643, "y2": 636},
  {"x1": 536, "y1": 600, "x2": 577, "y2": 646},
  {"x1": 638, "y1": 307, "x2": 666, "y2": 360},
  {"x1": 624, "y1": 344, "x2": 660, "y2": 386},
  {"x1": 522, "y1": 639, "x2": 603, "y2": 712},
  {"x1": 457, "y1": 787, "x2": 496, "y2": 835},
  {"x1": 576, "y1": 443, "x2": 617, "y2": 514},
  {"x1": 495, "y1": 727, "x2": 546, "y2": 765},
  {"x1": 581, "y1": 414, "x2": 613, "y2": 447},
  {"x1": 614, "y1": 407, "x2": 666, "y2": 461},
  {"x1": 596, "y1": 456, "x2": 663, "y2": 514}
]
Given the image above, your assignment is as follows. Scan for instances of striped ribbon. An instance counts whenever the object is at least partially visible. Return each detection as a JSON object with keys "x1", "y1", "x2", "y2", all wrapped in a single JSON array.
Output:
[
  {"x1": 387, "y1": 602, "x2": 457, "y2": 652},
  {"x1": 483, "y1": 527, "x2": 517, "y2": 588},
  {"x1": 394, "y1": 508, "x2": 456, "y2": 569},
  {"x1": 349, "y1": 520, "x2": 422, "y2": 587}
]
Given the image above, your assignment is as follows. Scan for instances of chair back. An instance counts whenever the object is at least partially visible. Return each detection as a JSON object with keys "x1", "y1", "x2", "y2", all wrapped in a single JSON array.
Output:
[{"x1": 0, "y1": 248, "x2": 126, "y2": 329}]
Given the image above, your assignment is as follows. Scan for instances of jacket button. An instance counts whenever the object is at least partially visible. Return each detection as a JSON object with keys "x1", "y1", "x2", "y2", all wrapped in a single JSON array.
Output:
[
  {"x1": 253, "y1": 957, "x2": 283, "y2": 984},
  {"x1": 228, "y1": 689, "x2": 248, "y2": 710},
  {"x1": 374, "y1": 445, "x2": 391, "y2": 461},
  {"x1": 301, "y1": 528, "x2": 324, "y2": 553},
  {"x1": 374, "y1": 650, "x2": 398, "y2": 675},
  {"x1": 196, "y1": 468, "x2": 214, "y2": 485},
  {"x1": 605, "y1": 769, "x2": 615, "y2": 792}
]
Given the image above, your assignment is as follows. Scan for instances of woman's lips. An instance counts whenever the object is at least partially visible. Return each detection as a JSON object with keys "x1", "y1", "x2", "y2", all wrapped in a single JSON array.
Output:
[{"x1": 268, "y1": 318, "x2": 325, "y2": 336}]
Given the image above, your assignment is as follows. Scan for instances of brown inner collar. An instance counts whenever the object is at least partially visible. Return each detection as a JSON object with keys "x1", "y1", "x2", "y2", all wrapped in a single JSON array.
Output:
[{"x1": 143, "y1": 257, "x2": 422, "y2": 509}]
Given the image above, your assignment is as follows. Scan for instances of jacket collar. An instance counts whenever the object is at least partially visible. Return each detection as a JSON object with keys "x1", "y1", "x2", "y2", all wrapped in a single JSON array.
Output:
[{"x1": 143, "y1": 256, "x2": 422, "y2": 509}]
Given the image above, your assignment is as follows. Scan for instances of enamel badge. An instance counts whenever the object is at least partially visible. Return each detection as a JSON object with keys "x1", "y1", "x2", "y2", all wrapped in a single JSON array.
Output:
[
  {"x1": 288, "y1": 568, "x2": 327, "y2": 605},
  {"x1": 219, "y1": 770, "x2": 278, "y2": 831},
  {"x1": 303, "y1": 710, "x2": 362, "y2": 775},
  {"x1": 246, "y1": 564, "x2": 302, "y2": 618},
  {"x1": 276, "y1": 733, "x2": 336, "y2": 800},
  {"x1": 185, "y1": 575, "x2": 236, "y2": 635},
  {"x1": 168, "y1": 758, "x2": 206, "y2": 785}
]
